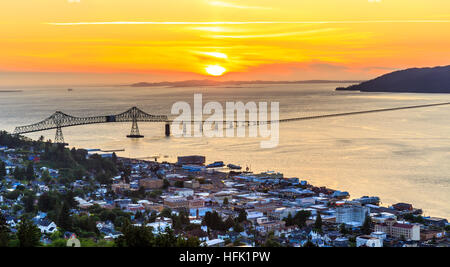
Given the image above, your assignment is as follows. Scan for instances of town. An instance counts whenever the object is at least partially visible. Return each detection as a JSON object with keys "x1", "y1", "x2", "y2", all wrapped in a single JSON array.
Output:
[{"x1": 0, "y1": 131, "x2": 449, "y2": 247}]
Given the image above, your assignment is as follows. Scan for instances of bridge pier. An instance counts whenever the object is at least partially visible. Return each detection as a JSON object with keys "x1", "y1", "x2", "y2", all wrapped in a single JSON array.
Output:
[
  {"x1": 127, "y1": 119, "x2": 144, "y2": 138},
  {"x1": 165, "y1": 123, "x2": 171, "y2": 137}
]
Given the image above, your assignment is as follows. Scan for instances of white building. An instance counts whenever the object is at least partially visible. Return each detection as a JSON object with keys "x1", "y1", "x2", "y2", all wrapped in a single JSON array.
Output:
[
  {"x1": 336, "y1": 205, "x2": 370, "y2": 227},
  {"x1": 356, "y1": 235, "x2": 383, "y2": 247}
]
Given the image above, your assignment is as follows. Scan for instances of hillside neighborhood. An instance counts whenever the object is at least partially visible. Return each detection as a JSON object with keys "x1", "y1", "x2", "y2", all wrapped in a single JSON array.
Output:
[{"x1": 0, "y1": 131, "x2": 449, "y2": 247}]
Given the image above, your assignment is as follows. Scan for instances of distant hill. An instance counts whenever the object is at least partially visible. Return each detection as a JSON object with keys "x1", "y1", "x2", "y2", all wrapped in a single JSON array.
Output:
[
  {"x1": 336, "y1": 65, "x2": 450, "y2": 93},
  {"x1": 130, "y1": 79, "x2": 362, "y2": 88}
]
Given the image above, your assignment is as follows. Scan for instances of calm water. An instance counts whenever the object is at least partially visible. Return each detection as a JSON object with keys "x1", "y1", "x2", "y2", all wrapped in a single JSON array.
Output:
[{"x1": 1, "y1": 84, "x2": 450, "y2": 218}]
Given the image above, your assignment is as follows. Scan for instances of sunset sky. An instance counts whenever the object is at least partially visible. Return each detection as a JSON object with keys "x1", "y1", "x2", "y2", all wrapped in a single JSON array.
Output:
[{"x1": 1, "y1": 0, "x2": 449, "y2": 86}]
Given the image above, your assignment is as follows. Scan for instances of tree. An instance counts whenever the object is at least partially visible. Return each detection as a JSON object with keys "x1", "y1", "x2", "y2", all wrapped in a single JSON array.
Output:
[
  {"x1": 236, "y1": 210, "x2": 247, "y2": 223},
  {"x1": 339, "y1": 223, "x2": 349, "y2": 235},
  {"x1": 22, "y1": 193, "x2": 35, "y2": 213},
  {"x1": 314, "y1": 213, "x2": 323, "y2": 233},
  {"x1": 41, "y1": 169, "x2": 52, "y2": 184},
  {"x1": 17, "y1": 217, "x2": 41, "y2": 247},
  {"x1": 233, "y1": 223, "x2": 244, "y2": 233},
  {"x1": 162, "y1": 179, "x2": 170, "y2": 189},
  {"x1": 361, "y1": 215, "x2": 373, "y2": 235},
  {"x1": 116, "y1": 223, "x2": 155, "y2": 247},
  {"x1": 57, "y1": 201, "x2": 72, "y2": 231},
  {"x1": 284, "y1": 213, "x2": 294, "y2": 226},
  {"x1": 25, "y1": 162, "x2": 35, "y2": 181},
  {"x1": 224, "y1": 216, "x2": 235, "y2": 230},
  {"x1": 174, "y1": 181, "x2": 184, "y2": 188},
  {"x1": 293, "y1": 210, "x2": 311, "y2": 228},
  {"x1": 0, "y1": 160, "x2": 6, "y2": 179},
  {"x1": 223, "y1": 197, "x2": 229, "y2": 206},
  {"x1": 0, "y1": 214, "x2": 10, "y2": 247}
]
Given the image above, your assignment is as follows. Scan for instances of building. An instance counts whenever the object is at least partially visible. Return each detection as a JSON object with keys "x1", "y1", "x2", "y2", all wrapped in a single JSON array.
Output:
[
  {"x1": 392, "y1": 203, "x2": 413, "y2": 212},
  {"x1": 257, "y1": 220, "x2": 286, "y2": 233},
  {"x1": 333, "y1": 237, "x2": 349, "y2": 247},
  {"x1": 184, "y1": 180, "x2": 200, "y2": 189},
  {"x1": 353, "y1": 196, "x2": 380, "y2": 205},
  {"x1": 420, "y1": 230, "x2": 446, "y2": 241},
  {"x1": 111, "y1": 182, "x2": 130, "y2": 193},
  {"x1": 139, "y1": 178, "x2": 163, "y2": 189},
  {"x1": 336, "y1": 205, "x2": 370, "y2": 227},
  {"x1": 164, "y1": 197, "x2": 188, "y2": 209},
  {"x1": 204, "y1": 239, "x2": 225, "y2": 247},
  {"x1": 356, "y1": 235, "x2": 383, "y2": 247},
  {"x1": 177, "y1": 155, "x2": 205, "y2": 166},
  {"x1": 188, "y1": 198, "x2": 205, "y2": 209},
  {"x1": 374, "y1": 219, "x2": 420, "y2": 241},
  {"x1": 424, "y1": 217, "x2": 448, "y2": 228}
]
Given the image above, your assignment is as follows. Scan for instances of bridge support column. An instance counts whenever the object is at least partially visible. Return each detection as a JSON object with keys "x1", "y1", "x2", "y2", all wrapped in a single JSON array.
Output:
[
  {"x1": 127, "y1": 118, "x2": 144, "y2": 138},
  {"x1": 165, "y1": 123, "x2": 170, "y2": 137},
  {"x1": 55, "y1": 126, "x2": 65, "y2": 144}
]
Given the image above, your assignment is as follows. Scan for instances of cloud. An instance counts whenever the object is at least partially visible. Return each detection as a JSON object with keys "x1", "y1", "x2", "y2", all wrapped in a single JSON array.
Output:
[
  {"x1": 209, "y1": 28, "x2": 338, "y2": 39},
  {"x1": 208, "y1": 1, "x2": 271, "y2": 10},
  {"x1": 47, "y1": 20, "x2": 450, "y2": 26}
]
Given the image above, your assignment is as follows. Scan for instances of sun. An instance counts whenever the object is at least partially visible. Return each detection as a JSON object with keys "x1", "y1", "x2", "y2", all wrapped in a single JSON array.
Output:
[{"x1": 205, "y1": 65, "x2": 226, "y2": 76}]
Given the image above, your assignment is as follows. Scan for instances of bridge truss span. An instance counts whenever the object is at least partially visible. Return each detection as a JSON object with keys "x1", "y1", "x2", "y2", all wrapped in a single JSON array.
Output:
[{"x1": 13, "y1": 107, "x2": 168, "y2": 143}]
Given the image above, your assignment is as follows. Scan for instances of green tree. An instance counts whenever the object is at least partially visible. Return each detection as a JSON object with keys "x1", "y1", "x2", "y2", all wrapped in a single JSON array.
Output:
[
  {"x1": 17, "y1": 217, "x2": 41, "y2": 247},
  {"x1": 116, "y1": 222, "x2": 155, "y2": 247},
  {"x1": 0, "y1": 214, "x2": 10, "y2": 247},
  {"x1": 22, "y1": 192, "x2": 36, "y2": 213},
  {"x1": 284, "y1": 213, "x2": 294, "y2": 226},
  {"x1": 57, "y1": 201, "x2": 72, "y2": 231},
  {"x1": 339, "y1": 223, "x2": 349, "y2": 235},
  {"x1": 174, "y1": 181, "x2": 184, "y2": 188},
  {"x1": 293, "y1": 210, "x2": 311, "y2": 228},
  {"x1": 223, "y1": 197, "x2": 229, "y2": 206},
  {"x1": 0, "y1": 160, "x2": 6, "y2": 179},
  {"x1": 314, "y1": 213, "x2": 323, "y2": 233},
  {"x1": 361, "y1": 215, "x2": 373, "y2": 235},
  {"x1": 236, "y1": 210, "x2": 247, "y2": 223},
  {"x1": 41, "y1": 169, "x2": 52, "y2": 184},
  {"x1": 233, "y1": 223, "x2": 244, "y2": 233},
  {"x1": 25, "y1": 162, "x2": 35, "y2": 181},
  {"x1": 162, "y1": 179, "x2": 170, "y2": 189}
]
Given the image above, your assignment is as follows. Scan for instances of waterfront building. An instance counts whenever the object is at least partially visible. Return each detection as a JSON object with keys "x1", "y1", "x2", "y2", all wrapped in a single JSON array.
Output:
[
  {"x1": 374, "y1": 219, "x2": 421, "y2": 241},
  {"x1": 336, "y1": 205, "x2": 370, "y2": 227}
]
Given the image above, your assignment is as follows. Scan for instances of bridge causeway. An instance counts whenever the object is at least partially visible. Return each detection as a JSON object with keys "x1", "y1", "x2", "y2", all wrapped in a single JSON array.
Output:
[{"x1": 13, "y1": 102, "x2": 450, "y2": 144}]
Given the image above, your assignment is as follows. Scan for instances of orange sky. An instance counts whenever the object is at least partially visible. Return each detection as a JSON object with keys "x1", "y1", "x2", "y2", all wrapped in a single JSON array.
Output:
[{"x1": 0, "y1": 0, "x2": 449, "y2": 86}]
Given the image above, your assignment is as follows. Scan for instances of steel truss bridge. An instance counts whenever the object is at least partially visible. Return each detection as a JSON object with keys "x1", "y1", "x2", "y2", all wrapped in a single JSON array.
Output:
[{"x1": 13, "y1": 102, "x2": 450, "y2": 144}]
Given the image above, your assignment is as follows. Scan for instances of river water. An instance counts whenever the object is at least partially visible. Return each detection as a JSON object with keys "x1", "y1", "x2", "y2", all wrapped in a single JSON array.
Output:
[{"x1": 1, "y1": 83, "x2": 449, "y2": 218}]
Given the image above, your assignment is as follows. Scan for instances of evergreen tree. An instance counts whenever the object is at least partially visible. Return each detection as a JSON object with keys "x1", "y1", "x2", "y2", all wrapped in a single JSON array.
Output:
[
  {"x1": 223, "y1": 197, "x2": 229, "y2": 205},
  {"x1": 23, "y1": 193, "x2": 35, "y2": 213},
  {"x1": 236, "y1": 210, "x2": 247, "y2": 223},
  {"x1": 41, "y1": 169, "x2": 52, "y2": 184},
  {"x1": 0, "y1": 214, "x2": 10, "y2": 247},
  {"x1": 224, "y1": 216, "x2": 235, "y2": 230},
  {"x1": 0, "y1": 160, "x2": 6, "y2": 178},
  {"x1": 293, "y1": 210, "x2": 311, "y2": 228},
  {"x1": 57, "y1": 201, "x2": 72, "y2": 231},
  {"x1": 361, "y1": 214, "x2": 373, "y2": 235},
  {"x1": 233, "y1": 223, "x2": 244, "y2": 233},
  {"x1": 314, "y1": 213, "x2": 323, "y2": 233},
  {"x1": 284, "y1": 213, "x2": 294, "y2": 226},
  {"x1": 26, "y1": 162, "x2": 35, "y2": 181},
  {"x1": 17, "y1": 217, "x2": 41, "y2": 247}
]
